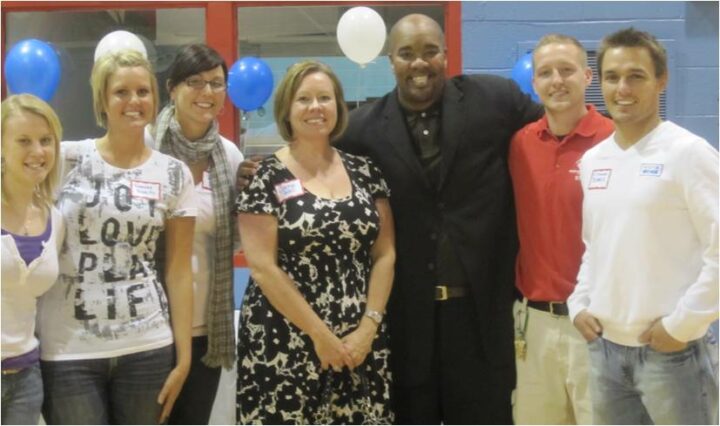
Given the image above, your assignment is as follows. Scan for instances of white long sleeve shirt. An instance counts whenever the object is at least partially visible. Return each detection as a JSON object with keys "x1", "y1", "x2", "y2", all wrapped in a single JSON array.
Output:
[
  {"x1": 2, "y1": 207, "x2": 64, "y2": 359},
  {"x1": 568, "y1": 121, "x2": 719, "y2": 346}
]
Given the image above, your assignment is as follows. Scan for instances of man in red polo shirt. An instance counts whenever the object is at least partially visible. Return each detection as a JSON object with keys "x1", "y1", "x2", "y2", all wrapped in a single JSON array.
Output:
[{"x1": 508, "y1": 34, "x2": 614, "y2": 424}]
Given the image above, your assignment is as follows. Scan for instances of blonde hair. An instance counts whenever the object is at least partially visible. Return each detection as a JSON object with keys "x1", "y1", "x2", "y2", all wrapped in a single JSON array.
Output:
[
  {"x1": 274, "y1": 60, "x2": 349, "y2": 142},
  {"x1": 533, "y1": 34, "x2": 588, "y2": 68},
  {"x1": 1, "y1": 94, "x2": 62, "y2": 207},
  {"x1": 91, "y1": 49, "x2": 158, "y2": 128}
]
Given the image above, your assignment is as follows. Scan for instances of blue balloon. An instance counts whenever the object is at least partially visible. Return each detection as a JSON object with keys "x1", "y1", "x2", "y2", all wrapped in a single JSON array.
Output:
[
  {"x1": 227, "y1": 57, "x2": 274, "y2": 111},
  {"x1": 511, "y1": 52, "x2": 539, "y2": 102},
  {"x1": 4, "y1": 39, "x2": 61, "y2": 101}
]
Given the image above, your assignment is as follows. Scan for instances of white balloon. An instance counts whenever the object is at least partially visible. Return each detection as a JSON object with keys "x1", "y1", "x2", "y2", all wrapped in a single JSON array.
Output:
[
  {"x1": 94, "y1": 30, "x2": 148, "y2": 62},
  {"x1": 337, "y1": 7, "x2": 387, "y2": 65}
]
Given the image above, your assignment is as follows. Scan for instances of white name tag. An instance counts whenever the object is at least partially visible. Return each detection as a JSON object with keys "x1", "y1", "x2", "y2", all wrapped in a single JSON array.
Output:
[
  {"x1": 589, "y1": 169, "x2": 612, "y2": 190},
  {"x1": 639, "y1": 163, "x2": 664, "y2": 177},
  {"x1": 275, "y1": 179, "x2": 304, "y2": 203},
  {"x1": 202, "y1": 171, "x2": 212, "y2": 190},
  {"x1": 131, "y1": 180, "x2": 162, "y2": 200}
]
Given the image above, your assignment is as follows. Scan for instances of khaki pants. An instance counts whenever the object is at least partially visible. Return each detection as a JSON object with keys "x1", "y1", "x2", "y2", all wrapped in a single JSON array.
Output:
[{"x1": 512, "y1": 299, "x2": 592, "y2": 425}]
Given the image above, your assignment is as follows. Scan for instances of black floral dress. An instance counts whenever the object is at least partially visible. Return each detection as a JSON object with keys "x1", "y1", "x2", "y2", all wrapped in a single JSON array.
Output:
[{"x1": 235, "y1": 150, "x2": 393, "y2": 424}]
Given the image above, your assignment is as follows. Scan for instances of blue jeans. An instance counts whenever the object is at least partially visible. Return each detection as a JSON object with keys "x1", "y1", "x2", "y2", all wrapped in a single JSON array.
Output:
[
  {"x1": 41, "y1": 345, "x2": 173, "y2": 425},
  {"x1": 588, "y1": 336, "x2": 718, "y2": 424},
  {"x1": 1, "y1": 363, "x2": 43, "y2": 425}
]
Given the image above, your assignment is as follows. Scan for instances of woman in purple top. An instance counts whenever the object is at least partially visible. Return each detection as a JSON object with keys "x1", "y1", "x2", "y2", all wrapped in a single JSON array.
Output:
[{"x1": 1, "y1": 94, "x2": 65, "y2": 425}]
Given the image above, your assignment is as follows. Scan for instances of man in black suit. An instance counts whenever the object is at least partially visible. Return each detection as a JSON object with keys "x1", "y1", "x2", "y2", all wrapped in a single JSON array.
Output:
[{"x1": 335, "y1": 14, "x2": 542, "y2": 424}]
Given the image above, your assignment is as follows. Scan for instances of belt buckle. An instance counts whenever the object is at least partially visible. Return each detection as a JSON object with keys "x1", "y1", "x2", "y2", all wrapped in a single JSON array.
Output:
[
  {"x1": 549, "y1": 301, "x2": 562, "y2": 317},
  {"x1": 2, "y1": 368, "x2": 21, "y2": 375},
  {"x1": 435, "y1": 285, "x2": 448, "y2": 301}
]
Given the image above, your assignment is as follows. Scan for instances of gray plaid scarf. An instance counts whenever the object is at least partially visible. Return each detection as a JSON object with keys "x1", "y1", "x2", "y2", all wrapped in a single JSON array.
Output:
[{"x1": 152, "y1": 104, "x2": 236, "y2": 369}]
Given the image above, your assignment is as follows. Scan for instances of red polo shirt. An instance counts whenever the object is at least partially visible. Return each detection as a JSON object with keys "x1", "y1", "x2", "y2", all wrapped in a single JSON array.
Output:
[{"x1": 509, "y1": 105, "x2": 614, "y2": 302}]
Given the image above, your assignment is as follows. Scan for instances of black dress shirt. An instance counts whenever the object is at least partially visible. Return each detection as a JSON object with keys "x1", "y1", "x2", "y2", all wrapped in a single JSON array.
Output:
[{"x1": 403, "y1": 104, "x2": 467, "y2": 288}]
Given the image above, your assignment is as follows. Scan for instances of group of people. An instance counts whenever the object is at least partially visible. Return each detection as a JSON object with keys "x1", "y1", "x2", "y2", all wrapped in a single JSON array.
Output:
[
  {"x1": 2, "y1": 45, "x2": 241, "y2": 424},
  {"x1": 1, "y1": 11, "x2": 717, "y2": 426},
  {"x1": 235, "y1": 14, "x2": 718, "y2": 425}
]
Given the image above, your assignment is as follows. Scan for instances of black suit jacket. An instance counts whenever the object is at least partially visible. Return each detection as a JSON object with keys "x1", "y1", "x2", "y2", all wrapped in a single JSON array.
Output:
[{"x1": 336, "y1": 74, "x2": 542, "y2": 386}]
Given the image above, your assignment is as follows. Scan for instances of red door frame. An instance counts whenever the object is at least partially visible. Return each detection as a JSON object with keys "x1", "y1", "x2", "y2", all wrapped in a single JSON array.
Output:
[{"x1": 2, "y1": 1, "x2": 462, "y2": 144}]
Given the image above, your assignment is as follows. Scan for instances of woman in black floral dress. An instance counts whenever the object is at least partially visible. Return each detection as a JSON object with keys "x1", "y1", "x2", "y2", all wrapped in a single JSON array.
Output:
[{"x1": 236, "y1": 61, "x2": 395, "y2": 424}]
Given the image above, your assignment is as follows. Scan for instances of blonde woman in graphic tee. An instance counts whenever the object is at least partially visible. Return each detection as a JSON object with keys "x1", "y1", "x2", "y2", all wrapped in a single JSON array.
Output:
[{"x1": 37, "y1": 50, "x2": 196, "y2": 424}]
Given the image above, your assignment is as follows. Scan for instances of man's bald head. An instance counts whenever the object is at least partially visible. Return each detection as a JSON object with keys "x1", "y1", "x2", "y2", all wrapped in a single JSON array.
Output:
[
  {"x1": 387, "y1": 13, "x2": 447, "y2": 111},
  {"x1": 388, "y1": 14, "x2": 445, "y2": 54}
]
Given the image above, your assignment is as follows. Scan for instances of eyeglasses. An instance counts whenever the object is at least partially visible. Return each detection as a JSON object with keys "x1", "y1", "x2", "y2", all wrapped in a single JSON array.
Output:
[{"x1": 184, "y1": 77, "x2": 226, "y2": 92}]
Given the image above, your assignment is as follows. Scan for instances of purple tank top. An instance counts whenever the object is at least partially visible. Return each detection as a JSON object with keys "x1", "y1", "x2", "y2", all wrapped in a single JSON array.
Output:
[{"x1": 1, "y1": 218, "x2": 52, "y2": 266}]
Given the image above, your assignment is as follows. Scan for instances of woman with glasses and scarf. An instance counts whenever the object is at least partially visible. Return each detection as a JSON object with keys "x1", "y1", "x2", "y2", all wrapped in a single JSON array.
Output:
[{"x1": 148, "y1": 44, "x2": 243, "y2": 424}]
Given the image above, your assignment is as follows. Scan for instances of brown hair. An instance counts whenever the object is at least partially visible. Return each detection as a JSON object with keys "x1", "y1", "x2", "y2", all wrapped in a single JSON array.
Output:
[
  {"x1": 166, "y1": 44, "x2": 227, "y2": 93},
  {"x1": 273, "y1": 60, "x2": 348, "y2": 142},
  {"x1": 1, "y1": 94, "x2": 62, "y2": 207},
  {"x1": 91, "y1": 49, "x2": 159, "y2": 128},
  {"x1": 598, "y1": 27, "x2": 667, "y2": 78}
]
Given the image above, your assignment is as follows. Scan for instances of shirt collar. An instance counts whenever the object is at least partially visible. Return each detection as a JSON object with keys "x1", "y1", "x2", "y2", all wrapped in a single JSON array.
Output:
[
  {"x1": 536, "y1": 104, "x2": 601, "y2": 141},
  {"x1": 401, "y1": 101, "x2": 442, "y2": 120}
]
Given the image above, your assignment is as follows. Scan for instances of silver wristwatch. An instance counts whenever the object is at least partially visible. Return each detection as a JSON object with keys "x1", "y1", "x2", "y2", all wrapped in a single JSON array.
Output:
[{"x1": 365, "y1": 309, "x2": 383, "y2": 325}]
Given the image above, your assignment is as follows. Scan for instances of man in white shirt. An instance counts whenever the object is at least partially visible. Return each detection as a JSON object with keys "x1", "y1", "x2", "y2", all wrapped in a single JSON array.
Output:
[{"x1": 568, "y1": 27, "x2": 718, "y2": 424}]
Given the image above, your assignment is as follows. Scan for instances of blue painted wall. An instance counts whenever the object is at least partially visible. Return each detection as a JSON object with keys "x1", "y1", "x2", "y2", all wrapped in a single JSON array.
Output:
[{"x1": 461, "y1": 1, "x2": 719, "y2": 147}]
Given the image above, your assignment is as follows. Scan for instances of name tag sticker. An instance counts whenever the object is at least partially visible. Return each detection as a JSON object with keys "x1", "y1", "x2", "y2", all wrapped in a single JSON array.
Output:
[
  {"x1": 202, "y1": 171, "x2": 212, "y2": 190},
  {"x1": 131, "y1": 180, "x2": 162, "y2": 200},
  {"x1": 639, "y1": 163, "x2": 664, "y2": 177},
  {"x1": 589, "y1": 169, "x2": 612, "y2": 190},
  {"x1": 275, "y1": 179, "x2": 304, "y2": 203}
]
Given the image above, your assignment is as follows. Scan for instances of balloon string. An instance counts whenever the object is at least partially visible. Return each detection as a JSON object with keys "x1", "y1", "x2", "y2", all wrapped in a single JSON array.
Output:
[{"x1": 356, "y1": 64, "x2": 363, "y2": 109}]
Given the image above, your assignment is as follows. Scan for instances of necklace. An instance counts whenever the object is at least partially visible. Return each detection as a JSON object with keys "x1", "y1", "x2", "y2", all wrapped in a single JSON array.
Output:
[
  {"x1": 21, "y1": 215, "x2": 31, "y2": 236},
  {"x1": 2, "y1": 200, "x2": 37, "y2": 236},
  {"x1": 22, "y1": 203, "x2": 39, "y2": 236}
]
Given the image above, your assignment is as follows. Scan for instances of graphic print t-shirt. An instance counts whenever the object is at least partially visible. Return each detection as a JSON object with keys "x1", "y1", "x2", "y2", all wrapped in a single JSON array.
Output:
[{"x1": 38, "y1": 139, "x2": 196, "y2": 360}]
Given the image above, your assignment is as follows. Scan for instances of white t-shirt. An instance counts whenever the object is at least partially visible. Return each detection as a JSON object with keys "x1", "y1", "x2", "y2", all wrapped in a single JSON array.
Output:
[
  {"x1": 38, "y1": 139, "x2": 197, "y2": 360},
  {"x1": 145, "y1": 128, "x2": 243, "y2": 335}
]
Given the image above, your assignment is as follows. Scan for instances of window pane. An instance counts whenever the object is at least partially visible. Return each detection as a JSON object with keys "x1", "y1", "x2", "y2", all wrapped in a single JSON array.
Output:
[
  {"x1": 237, "y1": 5, "x2": 444, "y2": 155},
  {"x1": 5, "y1": 8, "x2": 205, "y2": 140}
]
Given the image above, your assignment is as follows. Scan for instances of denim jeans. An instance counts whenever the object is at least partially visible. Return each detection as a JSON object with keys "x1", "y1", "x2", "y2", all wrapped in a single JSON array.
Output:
[
  {"x1": 709, "y1": 321, "x2": 719, "y2": 380},
  {"x1": 588, "y1": 336, "x2": 718, "y2": 425},
  {"x1": 41, "y1": 345, "x2": 173, "y2": 425},
  {"x1": 1, "y1": 363, "x2": 43, "y2": 425}
]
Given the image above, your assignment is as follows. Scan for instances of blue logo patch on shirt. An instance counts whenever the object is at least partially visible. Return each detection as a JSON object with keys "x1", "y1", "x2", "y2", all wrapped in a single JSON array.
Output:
[{"x1": 639, "y1": 163, "x2": 664, "y2": 177}]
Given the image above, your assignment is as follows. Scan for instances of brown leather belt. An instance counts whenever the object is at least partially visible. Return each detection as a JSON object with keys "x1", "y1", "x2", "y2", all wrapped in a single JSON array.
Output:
[
  {"x1": 435, "y1": 285, "x2": 468, "y2": 301},
  {"x1": 527, "y1": 300, "x2": 569, "y2": 316}
]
